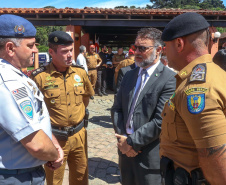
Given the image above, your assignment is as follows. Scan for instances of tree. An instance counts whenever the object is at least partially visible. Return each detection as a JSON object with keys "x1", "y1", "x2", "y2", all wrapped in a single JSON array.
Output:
[
  {"x1": 35, "y1": 26, "x2": 65, "y2": 52},
  {"x1": 149, "y1": 0, "x2": 225, "y2": 9}
]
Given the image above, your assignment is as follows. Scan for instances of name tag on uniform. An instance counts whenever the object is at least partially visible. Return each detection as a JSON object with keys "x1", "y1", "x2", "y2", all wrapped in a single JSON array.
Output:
[{"x1": 44, "y1": 85, "x2": 59, "y2": 90}]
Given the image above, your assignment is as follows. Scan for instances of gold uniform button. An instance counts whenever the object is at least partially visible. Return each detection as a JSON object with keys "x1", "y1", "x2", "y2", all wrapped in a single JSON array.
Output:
[
  {"x1": 51, "y1": 93, "x2": 53, "y2": 96},
  {"x1": 68, "y1": 103, "x2": 71, "y2": 106},
  {"x1": 80, "y1": 91, "x2": 82, "y2": 93},
  {"x1": 69, "y1": 115, "x2": 72, "y2": 118},
  {"x1": 67, "y1": 92, "x2": 69, "y2": 95}
]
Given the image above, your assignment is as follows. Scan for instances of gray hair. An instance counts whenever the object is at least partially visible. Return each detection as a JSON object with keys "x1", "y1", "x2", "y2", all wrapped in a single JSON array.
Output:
[
  {"x1": 79, "y1": 45, "x2": 86, "y2": 53},
  {"x1": 137, "y1": 28, "x2": 163, "y2": 47},
  {"x1": 0, "y1": 38, "x2": 23, "y2": 51}
]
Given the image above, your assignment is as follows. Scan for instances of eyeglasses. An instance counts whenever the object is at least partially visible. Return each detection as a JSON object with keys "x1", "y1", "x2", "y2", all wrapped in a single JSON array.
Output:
[{"x1": 133, "y1": 45, "x2": 156, "y2": 53}]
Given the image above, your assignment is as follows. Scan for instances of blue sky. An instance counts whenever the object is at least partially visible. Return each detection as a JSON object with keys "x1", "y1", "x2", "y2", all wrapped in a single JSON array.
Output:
[
  {"x1": 0, "y1": 0, "x2": 152, "y2": 8},
  {"x1": 0, "y1": 0, "x2": 226, "y2": 9}
]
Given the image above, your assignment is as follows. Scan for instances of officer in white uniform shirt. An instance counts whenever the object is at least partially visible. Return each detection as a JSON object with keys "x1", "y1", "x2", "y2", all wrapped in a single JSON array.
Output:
[
  {"x1": 0, "y1": 14, "x2": 63, "y2": 185},
  {"x1": 76, "y1": 45, "x2": 88, "y2": 72}
]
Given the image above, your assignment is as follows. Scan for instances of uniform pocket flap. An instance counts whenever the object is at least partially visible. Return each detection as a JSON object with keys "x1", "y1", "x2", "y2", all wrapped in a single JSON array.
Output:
[
  {"x1": 44, "y1": 89, "x2": 60, "y2": 98},
  {"x1": 74, "y1": 86, "x2": 84, "y2": 95}
]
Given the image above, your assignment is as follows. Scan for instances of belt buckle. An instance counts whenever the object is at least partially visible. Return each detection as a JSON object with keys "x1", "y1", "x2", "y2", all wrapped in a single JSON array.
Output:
[{"x1": 68, "y1": 127, "x2": 74, "y2": 136}]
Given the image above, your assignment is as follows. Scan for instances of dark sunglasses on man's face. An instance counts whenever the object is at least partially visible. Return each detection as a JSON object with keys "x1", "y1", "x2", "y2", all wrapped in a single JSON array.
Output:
[{"x1": 133, "y1": 45, "x2": 156, "y2": 53}]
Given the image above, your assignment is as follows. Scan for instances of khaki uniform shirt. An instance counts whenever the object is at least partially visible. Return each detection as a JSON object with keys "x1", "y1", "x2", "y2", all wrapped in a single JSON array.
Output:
[
  {"x1": 114, "y1": 58, "x2": 134, "y2": 82},
  {"x1": 85, "y1": 52, "x2": 102, "y2": 69},
  {"x1": 160, "y1": 54, "x2": 226, "y2": 173},
  {"x1": 31, "y1": 63, "x2": 94, "y2": 127},
  {"x1": 112, "y1": 53, "x2": 125, "y2": 67}
]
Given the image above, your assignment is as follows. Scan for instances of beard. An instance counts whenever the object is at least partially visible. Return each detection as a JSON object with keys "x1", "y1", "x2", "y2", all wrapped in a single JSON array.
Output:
[{"x1": 135, "y1": 49, "x2": 156, "y2": 68}]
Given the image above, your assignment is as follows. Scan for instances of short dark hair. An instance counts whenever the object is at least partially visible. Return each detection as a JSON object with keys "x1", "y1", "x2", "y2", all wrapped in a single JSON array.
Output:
[
  {"x1": 48, "y1": 43, "x2": 58, "y2": 52},
  {"x1": 137, "y1": 28, "x2": 163, "y2": 47}
]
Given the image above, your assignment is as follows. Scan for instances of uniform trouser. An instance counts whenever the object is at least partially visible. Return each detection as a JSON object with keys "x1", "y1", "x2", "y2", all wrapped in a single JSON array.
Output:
[
  {"x1": 96, "y1": 69, "x2": 107, "y2": 93},
  {"x1": 0, "y1": 166, "x2": 45, "y2": 185},
  {"x1": 88, "y1": 69, "x2": 97, "y2": 89},
  {"x1": 45, "y1": 128, "x2": 88, "y2": 185},
  {"x1": 119, "y1": 154, "x2": 161, "y2": 185}
]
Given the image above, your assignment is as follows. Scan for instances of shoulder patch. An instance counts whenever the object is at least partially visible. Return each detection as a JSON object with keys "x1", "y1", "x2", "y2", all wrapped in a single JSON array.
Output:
[
  {"x1": 20, "y1": 100, "x2": 33, "y2": 119},
  {"x1": 189, "y1": 64, "x2": 206, "y2": 83},
  {"x1": 31, "y1": 66, "x2": 46, "y2": 77},
  {"x1": 187, "y1": 94, "x2": 205, "y2": 114}
]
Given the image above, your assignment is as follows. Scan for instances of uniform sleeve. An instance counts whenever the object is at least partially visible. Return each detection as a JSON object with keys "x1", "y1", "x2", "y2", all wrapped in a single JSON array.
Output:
[
  {"x1": 179, "y1": 84, "x2": 226, "y2": 148},
  {"x1": 83, "y1": 71, "x2": 94, "y2": 96},
  {"x1": 0, "y1": 82, "x2": 44, "y2": 142},
  {"x1": 97, "y1": 54, "x2": 102, "y2": 64}
]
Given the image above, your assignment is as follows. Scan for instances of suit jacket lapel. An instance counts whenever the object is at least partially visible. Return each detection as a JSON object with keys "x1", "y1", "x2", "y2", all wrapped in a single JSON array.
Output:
[
  {"x1": 128, "y1": 67, "x2": 140, "y2": 112},
  {"x1": 135, "y1": 63, "x2": 164, "y2": 108}
]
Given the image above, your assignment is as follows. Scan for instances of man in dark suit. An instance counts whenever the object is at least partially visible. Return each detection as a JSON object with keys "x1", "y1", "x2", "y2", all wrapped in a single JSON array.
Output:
[
  {"x1": 114, "y1": 63, "x2": 136, "y2": 94},
  {"x1": 111, "y1": 28, "x2": 176, "y2": 185}
]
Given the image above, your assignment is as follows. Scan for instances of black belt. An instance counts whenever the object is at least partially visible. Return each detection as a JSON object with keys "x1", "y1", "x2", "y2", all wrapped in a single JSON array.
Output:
[
  {"x1": 52, "y1": 120, "x2": 84, "y2": 137},
  {"x1": 0, "y1": 166, "x2": 42, "y2": 175},
  {"x1": 88, "y1": 68, "x2": 97, "y2": 71}
]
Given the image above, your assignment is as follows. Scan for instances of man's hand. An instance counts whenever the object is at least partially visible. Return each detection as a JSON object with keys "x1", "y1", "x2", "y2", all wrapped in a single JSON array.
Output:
[
  {"x1": 115, "y1": 134, "x2": 132, "y2": 154},
  {"x1": 46, "y1": 135, "x2": 64, "y2": 170},
  {"x1": 126, "y1": 148, "x2": 139, "y2": 157}
]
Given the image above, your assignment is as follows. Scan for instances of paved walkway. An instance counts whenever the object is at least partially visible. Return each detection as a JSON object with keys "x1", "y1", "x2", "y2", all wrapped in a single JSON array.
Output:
[{"x1": 61, "y1": 91, "x2": 121, "y2": 185}]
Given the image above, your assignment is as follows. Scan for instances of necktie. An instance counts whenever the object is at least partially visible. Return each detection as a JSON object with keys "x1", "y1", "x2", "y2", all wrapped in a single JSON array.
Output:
[{"x1": 126, "y1": 69, "x2": 148, "y2": 132}]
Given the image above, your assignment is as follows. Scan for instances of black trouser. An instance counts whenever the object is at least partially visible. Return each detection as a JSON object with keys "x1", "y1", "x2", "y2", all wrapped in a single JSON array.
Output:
[
  {"x1": 106, "y1": 67, "x2": 114, "y2": 90},
  {"x1": 96, "y1": 68, "x2": 107, "y2": 93}
]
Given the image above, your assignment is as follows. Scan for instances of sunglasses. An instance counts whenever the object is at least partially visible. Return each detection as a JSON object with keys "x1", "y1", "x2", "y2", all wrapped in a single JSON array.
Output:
[{"x1": 133, "y1": 45, "x2": 156, "y2": 53}]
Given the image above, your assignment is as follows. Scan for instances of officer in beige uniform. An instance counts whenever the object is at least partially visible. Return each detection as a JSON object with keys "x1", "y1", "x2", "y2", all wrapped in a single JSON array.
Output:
[
  {"x1": 112, "y1": 46, "x2": 125, "y2": 68},
  {"x1": 114, "y1": 49, "x2": 135, "y2": 83},
  {"x1": 31, "y1": 31, "x2": 94, "y2": 185},
  {"x1": 85, "y1": 45, "x2": 102, "y2": 89},
  {"x1": 160, "y1": 13, "x2": 226, "y2": 185}
]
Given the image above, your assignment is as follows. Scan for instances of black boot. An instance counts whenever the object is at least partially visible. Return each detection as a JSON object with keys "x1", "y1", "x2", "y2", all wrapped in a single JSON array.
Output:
[
  {"x1": 102, "y1": 92, "x2": 108, "y2": 96},
  {"x1": 98, "y1": 92, "x2": 103, "y2": 96}
]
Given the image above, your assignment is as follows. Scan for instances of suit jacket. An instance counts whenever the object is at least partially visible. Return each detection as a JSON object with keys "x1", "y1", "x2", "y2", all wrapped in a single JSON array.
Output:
[
  {"x1": 111, "y1": 62, "x2": 176, "y2": 170},
  {"x1": 115, "y1": 63, "x2": 136, "y2": 94}
]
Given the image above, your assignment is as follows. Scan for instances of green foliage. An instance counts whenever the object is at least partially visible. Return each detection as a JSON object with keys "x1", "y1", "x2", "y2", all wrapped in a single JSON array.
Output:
[
  {"x1": 35, "y1": 26, "x2": 65, "y2": 52},
  {"x1": 149, "y1": 0, "x2": 225, "y2": 9},
  {"x1": 217, "y1": 27, "x2": 226, "y2": 33},
  {"x1": 37, "y1": 45, "x2": 49, "y2": 52},
  {"x1": 44, "y1": 6, "x2": 55, "y2": 9},
  {"x1": 115, "y1": 6, "x2": 128, "y2": 9}
]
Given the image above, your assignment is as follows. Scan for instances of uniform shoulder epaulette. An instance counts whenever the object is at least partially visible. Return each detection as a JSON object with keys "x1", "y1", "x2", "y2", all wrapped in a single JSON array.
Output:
[
  {"x1": 189, "y1": 63, "x2": 206, "y2": 83},
  {"x1": 72, "y1": 64, "x2": 85, "y2": 70},
  {"x1": 31, "y1": 66, "x2": 46, "y2": 77}
]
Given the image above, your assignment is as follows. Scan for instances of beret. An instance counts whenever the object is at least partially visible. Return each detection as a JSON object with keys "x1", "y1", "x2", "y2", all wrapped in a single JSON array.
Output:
[
  {"x1": 48, "y1": 31, "x2": 74, "y2": 45},
  {"x1": 162, "y1": 12, "x2": 210, "y2": 41},
  {"x1": 0, "y1": 14, "x2": 36, "y2": 38}
]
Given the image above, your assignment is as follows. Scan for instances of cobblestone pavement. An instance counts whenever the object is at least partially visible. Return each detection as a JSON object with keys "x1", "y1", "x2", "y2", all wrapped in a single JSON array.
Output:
[{"x1": 61, "y1": 91, "x2": 121, "y2": 185}]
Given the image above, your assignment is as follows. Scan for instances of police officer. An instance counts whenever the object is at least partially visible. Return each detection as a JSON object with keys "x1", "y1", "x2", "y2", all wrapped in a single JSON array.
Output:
[
  {"x1": 0, "y1": 14, "x2": 63, "y2": 185},
  {"x1": 160, "y1": 12, "x2": 226, "y2": 185},
  {"x1": 114, "y1": 49, "x2": 135, "y2": 83},
  {"x1": 31, "y1": 31, "x2": 94, "y2": 185},
  {"x1": 85, "y1": 44, "x2": 102, "y2": 90},
  {"x1": 112, "y1": 46, "x2": 125, "y2": 68}
]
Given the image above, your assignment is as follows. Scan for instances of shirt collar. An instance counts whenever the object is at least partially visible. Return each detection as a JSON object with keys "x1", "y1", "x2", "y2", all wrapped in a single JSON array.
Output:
[
  {"x1": 49, "y1": 62, "x2": 75, "y2": 76},
  {"x1": 139, "y1": 60, "x2": 160, "y2": 77},
  {"x1": 0, "y1": 58, "x2": 24, "y2": 76}
]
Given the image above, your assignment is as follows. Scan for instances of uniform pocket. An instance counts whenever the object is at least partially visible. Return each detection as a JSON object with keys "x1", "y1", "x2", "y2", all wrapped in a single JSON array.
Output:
[
  {"x1": 74, "y1": 86, "x2": 84, "y2": 105},
  {"x1": 162, "y1": 100, "x2": 177, "y2": 141},
  {"x1": 44, "y1": 88, "x2": 61, "y2": 108}
]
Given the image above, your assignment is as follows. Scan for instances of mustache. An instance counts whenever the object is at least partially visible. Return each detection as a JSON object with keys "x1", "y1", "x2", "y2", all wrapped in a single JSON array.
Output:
[{"x1": 135, "y1": 55, "x2": 143, "y2": 58}]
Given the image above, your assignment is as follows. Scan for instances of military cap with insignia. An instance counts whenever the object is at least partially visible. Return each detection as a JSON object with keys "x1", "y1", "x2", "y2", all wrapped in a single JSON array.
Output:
[
  {"x1": 162, "y1": 12, "x2": 210, "y2": 41},
  {"x1": 0, "y1": 14, "x2": 36, "y2": 38},
  {"x1": 48, "y1": 31, "x2": 74, "y2": 45}
]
